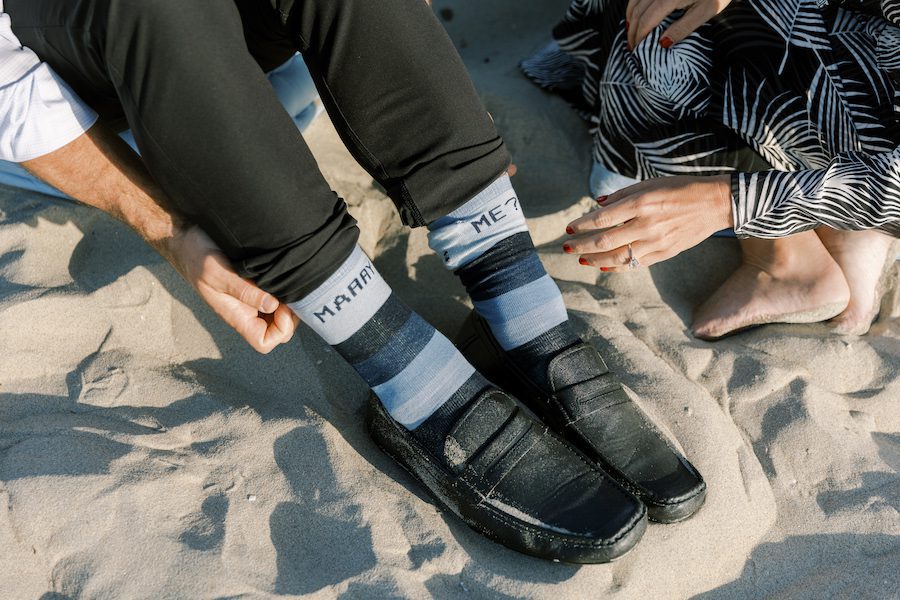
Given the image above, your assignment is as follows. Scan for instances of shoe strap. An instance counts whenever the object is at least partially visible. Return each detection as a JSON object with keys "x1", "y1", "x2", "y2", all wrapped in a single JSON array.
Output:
[
  {"x1": 548, "y1": 343, "x2": 629, "y2": 424},
  {"x1": 444, "y1": 390, "x2": 536, "y2": 480},
  {"x1": 547, "y1": 343, "x2": 611, "y2": 390},
  {"x1": 555, "y1": 383, "x2": 631, "y2": 425}
]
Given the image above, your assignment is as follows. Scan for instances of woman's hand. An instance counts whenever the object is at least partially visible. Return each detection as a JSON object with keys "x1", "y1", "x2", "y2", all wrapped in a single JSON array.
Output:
[
  {"x1": 160, "y1": 226, "x2": 300, "y2": 354},
  {"x1": 626, "y1": 0, "x2": 732, "y2": 50},
  {"x1": 564, "y1": 174, "x2": 734, "y2": 272}
]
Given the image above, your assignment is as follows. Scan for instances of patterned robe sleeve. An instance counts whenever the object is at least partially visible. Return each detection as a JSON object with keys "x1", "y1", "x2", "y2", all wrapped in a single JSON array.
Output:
[
  {"x1": 828, "y1": 0, "x2": 900, "y2": 26},
  {"x1": 731, "y1": 146, "x2": 900, "y2": 237},
  {"x1": 727, "y1": 0, "x2": 900, "y2": 237}
]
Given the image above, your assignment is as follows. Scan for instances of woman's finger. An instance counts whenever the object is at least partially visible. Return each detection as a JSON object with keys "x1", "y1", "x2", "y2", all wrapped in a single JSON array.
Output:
[
  {"x1": 596, "y1": 175, "x2": 658, "y2": 206},
  {"x1": 625, "y1": 0, "x2": 644, "y2": 32},
  {"x1": 577, "y1": 240, "x2": 653, "y2": 271},
  {"x1": 632, "y1": 0, "x2": 687, "y2": 48},
  {"x1": 602, "y1": 246, "x2": 682, "y2": 272},
  {"x1": 626, "y1": 0, "x2": 656, "y2": 50},
  {"x1": 564, "y1": 222, "x2": 640, "y2": 255},
  {"x1": 635, "y1": 248, "x2": 679, "y2": 267},
  {"x1": 625, "y1": 0, "x2": 639, "y2": 24},
  {"x1": 658, "y1": 0, "x2": 719, "y2": 46},
  {"x1": 567, "y1": 197, "x2": 641, "y2": 234}
]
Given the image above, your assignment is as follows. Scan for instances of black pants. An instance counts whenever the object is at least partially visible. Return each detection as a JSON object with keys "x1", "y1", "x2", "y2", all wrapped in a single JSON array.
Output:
[{"x1": 7, "y1": 0, "x2": 510, "y2": 302}]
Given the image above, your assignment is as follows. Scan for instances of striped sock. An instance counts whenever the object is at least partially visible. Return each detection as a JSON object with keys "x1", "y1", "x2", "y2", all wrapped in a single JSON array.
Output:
[
  {"x1": 428, "y1": 175, "x2": 580, "y2": 388},
  {"x1": 289, "y1": 246, "x2": 488, "y2": 437}
]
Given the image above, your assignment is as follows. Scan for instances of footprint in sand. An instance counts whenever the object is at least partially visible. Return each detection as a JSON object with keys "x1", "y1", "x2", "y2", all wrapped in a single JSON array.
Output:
[{"x1": 178, "y1": 493, "x2": 229, "y2": 552}]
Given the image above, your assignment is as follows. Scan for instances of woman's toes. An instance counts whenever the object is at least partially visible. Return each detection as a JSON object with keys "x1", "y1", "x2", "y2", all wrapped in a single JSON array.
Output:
[
  {"x1": 817, "y1": 230, "x2": 896, "y2": 336},
  {"x1": 829, "y1": 307, "x2": 878, "y2": 336}
]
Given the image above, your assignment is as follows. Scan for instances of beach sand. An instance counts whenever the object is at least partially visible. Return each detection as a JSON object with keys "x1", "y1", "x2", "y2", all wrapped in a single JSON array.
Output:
[{"x1": 1, "y1": 1, "x2": 898, "y2": 598}]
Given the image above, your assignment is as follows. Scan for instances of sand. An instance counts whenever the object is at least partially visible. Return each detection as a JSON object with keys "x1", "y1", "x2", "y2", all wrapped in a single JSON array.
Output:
[{"x1": 1, "y1": 1, "x2": 898, "y2": 598}]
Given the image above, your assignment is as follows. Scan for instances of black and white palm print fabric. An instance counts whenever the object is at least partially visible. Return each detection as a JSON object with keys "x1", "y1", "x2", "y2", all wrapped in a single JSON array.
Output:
[{"x1": 522, "y1": 0, "x2": 900, "y2": 238}]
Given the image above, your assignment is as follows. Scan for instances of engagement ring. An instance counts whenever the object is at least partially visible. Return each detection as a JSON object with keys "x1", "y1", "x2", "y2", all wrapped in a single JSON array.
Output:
[{"x1": 627, "y1": 244, "x2": 640, "y2": 270}]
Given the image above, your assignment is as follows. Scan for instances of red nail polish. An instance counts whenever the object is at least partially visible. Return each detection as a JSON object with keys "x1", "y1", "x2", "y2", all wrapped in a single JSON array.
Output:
[
  {"x1": 597, "y1": 195, "x2": 608, "y2": 204},
  {"x1": 660, "y1": 36, "x2": 673, "y2": 49},
  {"x1": 563, "y1": 244, "x2": 573, "y2": 254},
  {"x1": 579, "y1": 257, "x2": 590, "y2": 266},
  {"x1": 565, "y1": 226, "x2": 574, "y2": 235},
  {"x1": 625, "y1": 20, "x2": 630, "y2": 29},
  {"x1": 600, "y1": 267, "x2": 609, "y2": 272}
]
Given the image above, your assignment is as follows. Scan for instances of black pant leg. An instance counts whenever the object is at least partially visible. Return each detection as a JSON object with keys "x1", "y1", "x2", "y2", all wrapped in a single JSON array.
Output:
[
  {"x1": 281, "y1": 0, "x2": 512, "y2": 226},
  {"x1": 7, "y1": 0, "x2": 359, "y2": 303},
  {"x1": 8, "y1": 0, "x2": 511, "y2": 301}
]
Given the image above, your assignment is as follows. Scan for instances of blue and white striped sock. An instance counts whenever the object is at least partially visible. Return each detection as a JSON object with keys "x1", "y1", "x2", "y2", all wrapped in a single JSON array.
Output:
[
  {"x1": 289, "y1": 246, "x2": 488, "y2": 435},
  {"x1": 428, "y1": 175, "x2": 580, "y2": 387}
]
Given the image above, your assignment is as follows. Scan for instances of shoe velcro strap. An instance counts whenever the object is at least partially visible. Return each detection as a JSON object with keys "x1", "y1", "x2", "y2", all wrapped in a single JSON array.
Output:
[
  {"x1": 555, "y1": 381, "x2": 631, "y2": 424},
  {"x1": 547, "y1": 343, "x2": 610, "y2": 392},
  {"x1": 465, "y1": 411, "x2": 536, "y2": 485},
  {"x1": 444, "y1": 390, "x2": 520, "y2": 472}
]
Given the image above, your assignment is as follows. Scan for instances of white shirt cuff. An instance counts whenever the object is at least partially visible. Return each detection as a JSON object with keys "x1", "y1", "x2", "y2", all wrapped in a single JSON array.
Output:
[{"x1": 0, "y1": 62, "x2": 98, "y2": 162}]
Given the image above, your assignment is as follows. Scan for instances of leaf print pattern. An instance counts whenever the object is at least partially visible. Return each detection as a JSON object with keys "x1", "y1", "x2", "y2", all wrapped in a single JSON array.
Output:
[{"x1": 522, "y1": 0, "x2": 900, "y2": 237}]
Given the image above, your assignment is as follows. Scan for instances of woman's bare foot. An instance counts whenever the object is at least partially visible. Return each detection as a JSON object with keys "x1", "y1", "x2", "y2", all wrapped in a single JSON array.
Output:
[
  {"x1": 816, "y1": 228, "x2": 896, "y2": 335},
  {"x1": 692, "y1": 233, "x2": 850, "y2": 340}
]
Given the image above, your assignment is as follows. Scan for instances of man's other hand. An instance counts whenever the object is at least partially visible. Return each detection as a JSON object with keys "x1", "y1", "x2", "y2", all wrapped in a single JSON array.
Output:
[
  {"x1": 162, "y1": 226, "x2": 300, "y2": 354},
  {"x1": 22, "y1": 126, "x2": 299, "y2": 354}
]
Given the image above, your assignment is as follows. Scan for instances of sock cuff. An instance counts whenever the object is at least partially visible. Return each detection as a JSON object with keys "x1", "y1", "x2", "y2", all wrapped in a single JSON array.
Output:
[
  {"x1": 288, "y1": 245, "x2": 391, "y2": 345},
  {"x1": 443, "y1": 174, "x2": 515, "y2": 220},
  {"x1": 427, "y1": 174, "x2": 529, "y2": 270}
]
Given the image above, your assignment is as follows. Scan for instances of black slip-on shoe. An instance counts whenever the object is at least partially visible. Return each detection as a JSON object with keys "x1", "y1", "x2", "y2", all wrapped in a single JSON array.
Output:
[
  {"x1": 455, "y1": 311, "x2": 707, "y2": 523},
  {"x1": 367, "y1": 389, "x2": 647, "y2": 563}
]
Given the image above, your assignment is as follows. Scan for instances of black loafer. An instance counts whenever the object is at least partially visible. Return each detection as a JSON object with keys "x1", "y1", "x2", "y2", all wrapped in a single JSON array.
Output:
[
  {"x1": 456, "y1": 311, "x2": 707, "y2": 523},
  {"x1": 367, "y1": 389, "x2": 647, "y2": 563}
]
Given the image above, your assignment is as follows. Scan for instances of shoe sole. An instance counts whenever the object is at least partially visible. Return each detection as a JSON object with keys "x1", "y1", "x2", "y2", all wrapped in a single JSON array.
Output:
[{"x1": 367, "y1": 396, "x2": 647, "y2": 564}]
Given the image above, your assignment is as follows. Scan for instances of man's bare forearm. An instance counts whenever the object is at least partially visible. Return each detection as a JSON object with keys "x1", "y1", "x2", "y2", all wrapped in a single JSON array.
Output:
[
  {"x1": 21, "y1": 125, "x2": 185, "y2": 259},
  {"x1": 19, "y1": 124, "x2": 299, "y2": 352}
]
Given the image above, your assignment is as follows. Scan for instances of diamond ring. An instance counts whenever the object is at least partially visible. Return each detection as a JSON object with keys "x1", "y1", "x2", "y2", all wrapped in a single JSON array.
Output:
[{"x1": 627, "y1": 244, "x2": 640, "y2": 270}]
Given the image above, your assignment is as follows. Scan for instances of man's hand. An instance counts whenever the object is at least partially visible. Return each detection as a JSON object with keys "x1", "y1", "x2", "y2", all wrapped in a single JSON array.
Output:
[
  {"x1": 565, "y1": 174, "x2": 734, "y2": 271},
  {"x1": 160, "y1": 226, "x2": 299, "y2": 354},
  {"x1": 22, "y1": 125, "x2": 299, "y2": 353},
  {"x1": 626, "y1": 0, "x2": 732, "y2": 50}
]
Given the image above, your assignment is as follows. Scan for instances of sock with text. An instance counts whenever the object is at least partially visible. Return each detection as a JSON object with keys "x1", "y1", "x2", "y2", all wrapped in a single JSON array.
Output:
[
  {"x1": 288, "y1": 246, "x2": 491, "y2": 455},
  {"x1": 428, "y1": 174, "x2": 580, "y2": 389}
]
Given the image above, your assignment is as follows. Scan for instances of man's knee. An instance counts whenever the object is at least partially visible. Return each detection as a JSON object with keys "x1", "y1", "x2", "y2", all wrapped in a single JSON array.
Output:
[{"x1": 106, "y1": 0, "x2": 245, "y2": 54}]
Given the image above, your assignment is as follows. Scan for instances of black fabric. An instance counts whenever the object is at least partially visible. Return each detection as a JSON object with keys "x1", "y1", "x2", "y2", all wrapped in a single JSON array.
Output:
[{"x1": 6, "y1": 0, "x2": 510, "y2": 303}]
